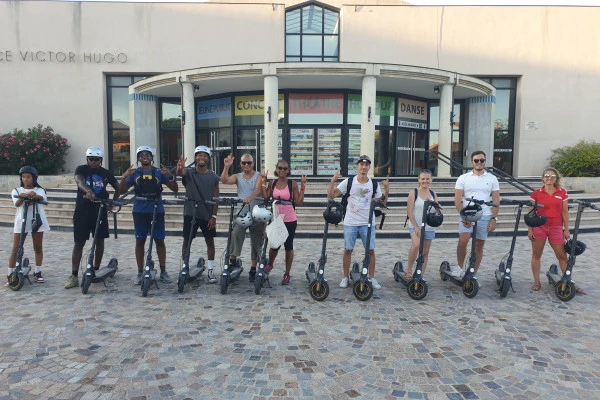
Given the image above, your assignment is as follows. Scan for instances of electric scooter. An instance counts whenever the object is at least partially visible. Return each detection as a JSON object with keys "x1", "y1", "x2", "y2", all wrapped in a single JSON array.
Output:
[
  {"x1": 546, "y1": 199, "x2": 600, "y2": 301},
  {"x1": 493, "y1": 198, "x2": 543, "y2": 298},
  {"x1": 439, "y1": 198, "x2": 498, "y2": 298},
  {"x1": 215, "y1": 197, "x2": 246, "y2": 295},
  {"x1": 305, "y1": 199, "x2": 344, "y2": 301},
  {"x1": 137, "y1": 196, "x2": 179, "y2": 297},
  {"x1": 7, "y1": 197, "x2": 48, "y2": 291},
  {"x1": 350, "y1": 197, "x2": 388, "y2": 301},
  {"x1": 392, "y1": 199, "x2": 442, "y2": 300},
  {"x1": 81, "y1": 198, "x2": 126, "y2": 294},
  {"x1": 176, "y1": 196, "x2": 217, "y2": 293}
]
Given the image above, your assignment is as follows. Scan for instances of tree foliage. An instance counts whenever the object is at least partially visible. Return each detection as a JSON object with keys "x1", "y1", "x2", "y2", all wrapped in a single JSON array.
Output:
[{"x1": 549, "y1": 140, "x2": 600, "y2": 177}]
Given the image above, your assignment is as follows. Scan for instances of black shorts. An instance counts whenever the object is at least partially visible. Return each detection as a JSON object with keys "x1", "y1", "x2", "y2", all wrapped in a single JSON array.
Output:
[
  {"x1": 73, "y1": 205, "x2": 109, "y2": 243},
  {"x1": 183, "y1": 215, "x2": 216, "y2": 240}
]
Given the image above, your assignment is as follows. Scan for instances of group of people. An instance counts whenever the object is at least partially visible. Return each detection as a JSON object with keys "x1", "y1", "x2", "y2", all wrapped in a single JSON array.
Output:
[{"x1": 7, "y1": 148, "x2": 586, "y2": 295}]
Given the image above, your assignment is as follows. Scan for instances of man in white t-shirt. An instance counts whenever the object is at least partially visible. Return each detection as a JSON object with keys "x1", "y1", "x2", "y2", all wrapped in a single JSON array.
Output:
[
  {"x1": 453, "y1": 150, "x2": 500, "y2": 278},
  {"x1": 328, "y1": 155, "x2": 389, "y2": 289}
]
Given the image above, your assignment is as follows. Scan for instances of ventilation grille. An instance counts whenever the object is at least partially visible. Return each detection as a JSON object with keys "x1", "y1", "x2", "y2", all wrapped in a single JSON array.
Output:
[
  {"x1": 460, "y1": 80, "x2": 493, "y2": 95},
  {"x1": 135, "y1": 77, "x2": 177, "y2": 92},
  {"x1": 277, "y1": 67, "x2": 365, "y2": 75},
  {"x1": 380, "y1": 69, "x2": 447, "y2": 82},
  {"x1": 188, "y1": 69, "x2": 263, "y2": 80}
]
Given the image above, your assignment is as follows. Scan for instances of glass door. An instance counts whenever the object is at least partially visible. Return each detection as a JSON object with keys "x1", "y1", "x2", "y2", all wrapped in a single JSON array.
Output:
[
  {"x1": 395, "y1": 129, "x2": 428, "y2": 176},
  {"x1": 232, "y1": 128, "x2": 258, "y2": 174},
  {"x1": 209, "y1": 128, "x2": 232, "y2": 175},
  {"x1": 317, "y1": 128, "x2": 341, "y2": 176},
  {"x1": 289, "y1": 128, "x2": 314, "y2": 175}
]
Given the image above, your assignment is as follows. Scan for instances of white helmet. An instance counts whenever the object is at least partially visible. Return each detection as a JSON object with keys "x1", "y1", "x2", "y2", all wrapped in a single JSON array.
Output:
[
  {"x1": 86, "y1": 146, "x2": 104, "y2": 158},
  {"x1": 252, "y1": 204, "x2": 273, "y2": 223},
  {"x1": 235, "y1": 207, "x2": 253, "y2": 228},
  {"x1": 194, "y1": 145, "x2": 211, "y2": 157},
  {"x1": 136, "y1": 145, "x2": 154, "y2": 158}
]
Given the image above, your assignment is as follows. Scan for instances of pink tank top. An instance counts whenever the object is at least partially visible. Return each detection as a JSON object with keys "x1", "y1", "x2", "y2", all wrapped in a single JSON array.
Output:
[{"x1": 272, "y1": 184, "x2": 297, "y2": 223}]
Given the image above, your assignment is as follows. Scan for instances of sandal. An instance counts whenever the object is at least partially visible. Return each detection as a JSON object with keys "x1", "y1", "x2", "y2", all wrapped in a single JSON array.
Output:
[
  {"x1": 576, "y1": 286, "x2": 587, "y2": 295},
  {"x1": 531, "y1": 283, "x2": 541, "y2": 291}
]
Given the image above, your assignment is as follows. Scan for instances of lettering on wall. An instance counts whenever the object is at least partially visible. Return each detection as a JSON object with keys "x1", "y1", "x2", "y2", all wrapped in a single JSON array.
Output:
[{"x1": 0, "y1": 50, "x2": 128, "y2": 64}]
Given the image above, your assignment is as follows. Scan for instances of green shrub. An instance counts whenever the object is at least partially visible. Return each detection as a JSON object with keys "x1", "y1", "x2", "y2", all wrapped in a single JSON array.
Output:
[
  {"x1": 0, "y1": 124, "x2": 71, "y2": 175},
  {"x1": 548, "y1": 140, "x2": 600, "y2": 177}
]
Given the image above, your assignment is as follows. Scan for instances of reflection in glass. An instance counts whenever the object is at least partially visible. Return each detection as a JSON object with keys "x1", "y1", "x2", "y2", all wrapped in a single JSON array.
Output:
[
  {"x1": 302, "y1": 5, "x2": 323, "y2": 34},
  {"x1": 374, "y1": 129, "x2": 393, "y2": 177},
  {"x1": 286, "y1": 36, "x2": 300, "y2": 57},
  {"x1": 112, "y1": 130, "x2": 130, "y2": 176},
  {"x1": 111, "y1": 88, "x2": 129, "y2": 128},
  {"x1": 303, "y1": 36, "x2": 323, "y2": 56},
  {"x1": 286, "y1": 9, "x2": 300, "y2": 33}
]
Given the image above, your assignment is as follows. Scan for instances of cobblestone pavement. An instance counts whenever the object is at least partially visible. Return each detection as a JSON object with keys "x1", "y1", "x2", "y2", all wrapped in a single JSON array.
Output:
[{"x1": 2, "y1": 225, "x2": 600, "y2": 400}]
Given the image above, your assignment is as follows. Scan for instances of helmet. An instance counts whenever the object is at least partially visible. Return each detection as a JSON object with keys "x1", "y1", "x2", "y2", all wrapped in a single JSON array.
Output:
[
  {"x1": 460, "y1": 203, "x2": 483, "y2": 222},
  {"x1": 86, "y1": 146, "x2": 104, "y2": 158},
  {"x1": 136, "y1": 146, "x2": 154, "y2": 158},
  {"x1": 235, "y1": 207, "x2": 253, "y2": 228},
  {"x1": 524, "y1": 209, "x2": 547, "y2": 228},
  {"x1": 425, "y1": 205, "x2": 444, "y2": 227},
  {"x1": 19, "y1": 166, "x2": 38, "y2": 179},
  {"x1": 194, "y1": 145, "x2": 211, "y2": 157},
  {"x1": 564, "y1": 239, "x2": 586, "y2": 256},
  {"x1": 323, "y1": 201, "x2": 343, "y2": 225},
  {"x1": 252, "y1": 204, "x2": 272, "y2": 223}
]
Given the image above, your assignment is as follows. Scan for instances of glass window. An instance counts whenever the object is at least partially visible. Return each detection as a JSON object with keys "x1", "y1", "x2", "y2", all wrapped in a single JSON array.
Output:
[
  {"x1": 289, "y1": 93, "x2": 344, "y2": 124},
  {"x1": 109, "y1": 76, "x2": 133, "y2": 86},
  {"x1": 285, "y1": 3, "x2": 339, "y2": 62},
  {"x1": 161, "y1": 101, "x2": 181, "y2": 129},
  {"x1": 196, "y1": 97, "x2": 232, "y2": 129}
]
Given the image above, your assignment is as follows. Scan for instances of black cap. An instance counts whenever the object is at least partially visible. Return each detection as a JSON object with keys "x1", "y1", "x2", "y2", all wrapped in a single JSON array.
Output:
[{"x1": 356, "y1": 155, "x2": 371, "y2": 164}]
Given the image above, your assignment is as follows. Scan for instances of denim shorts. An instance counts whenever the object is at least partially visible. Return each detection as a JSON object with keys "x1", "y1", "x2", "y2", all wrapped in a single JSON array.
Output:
[
  {"x1": 458, "y1": 216, "x2": 492, "y2": 240},
  {"x1": 408, "y1": 227, "x2": 435, "y2": 240},
  {"x1": 344, "y1": 224, "x2": 376, "y2": 250}
]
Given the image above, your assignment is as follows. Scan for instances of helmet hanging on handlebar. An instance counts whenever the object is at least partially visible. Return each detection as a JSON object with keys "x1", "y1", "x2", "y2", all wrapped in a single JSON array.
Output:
[
  {"x1": 235, "y1": 206, "x2": 253, "y2": 228},
  {"x1": 564, "y1": 239, "x2": 586, "y2": 256},
  {"x1": 460, "y1": 203, "x2": 483, "y2": 222},
  {"x1": 252, "y1": 204, "x2": 272, "y2": 223},
  {"x1": 323, "y1": 201, "x2": 344, "y2": 225},
  {"x1": 425, "y1": 204, "x2": 444, "y2": 227},
  {"x1": 524, "y1": 208, "x2": 547, "y2": 227}
]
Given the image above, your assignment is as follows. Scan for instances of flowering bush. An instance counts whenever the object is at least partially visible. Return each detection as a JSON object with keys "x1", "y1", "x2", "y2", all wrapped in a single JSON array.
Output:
[{"x1": 0, "y1": 124, "x2": 71, "y2": 174}]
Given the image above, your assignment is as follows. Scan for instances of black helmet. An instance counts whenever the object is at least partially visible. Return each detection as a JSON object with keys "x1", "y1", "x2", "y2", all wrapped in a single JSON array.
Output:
[
  {"x1": 564, "y1": 239, "x2": 586, "y2": 256},
  {"x1": 19, "y1": 166, "x2": 38, "y2": 178},
  {"x1": 425, "y1": 205, "x2": 444, "y2": 227},
  {"x1": 323, "y1": 201, "x2": 343, "y2": 225},
  {"x1": 524, "y1": 209, "x2": 547, "y2": 228},
  {"x1": 460, "y1": 203, "x2": 483, "y2": 222}
]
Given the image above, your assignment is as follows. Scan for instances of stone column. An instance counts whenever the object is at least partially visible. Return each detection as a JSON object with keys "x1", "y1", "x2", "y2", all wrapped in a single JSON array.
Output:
[
  {"x1": 181, "y1": 82, "x2": 196, "y2": 164},
  {"x1": 361, "y1": 75, "x2": 376, "y2": 177},
  {"x1": 437, "y1": 83, "x2": 454, "y2": 178},
  {"x1": 466, "y1": 96, "x2": 496, "y2": 164},
  {"x1": 128, "y1": 93, "x2": 158, "y2": 165},
  {"x1": 264, "y1": 75, "x2": 279, "y2": 173}
]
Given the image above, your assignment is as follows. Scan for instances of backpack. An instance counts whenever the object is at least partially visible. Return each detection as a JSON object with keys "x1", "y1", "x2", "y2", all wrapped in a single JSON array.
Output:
[
  {"x1": 341, "y1": 176, "x2": 379, "y2": 219},
  {"x1": 404, "y1": 188, "x2": 436, "y2": 227},
  {"x1": 134, "y1": 167, "x2": 163, "y2": 198},
  {"x1": 270, "y1": 179, "x2": 295, "y2": 209}
]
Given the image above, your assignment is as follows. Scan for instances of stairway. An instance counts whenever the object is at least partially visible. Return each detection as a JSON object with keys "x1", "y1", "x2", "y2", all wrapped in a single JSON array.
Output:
[{"x1": 2, "y1": 177, "x2": 600, "y2": 238}]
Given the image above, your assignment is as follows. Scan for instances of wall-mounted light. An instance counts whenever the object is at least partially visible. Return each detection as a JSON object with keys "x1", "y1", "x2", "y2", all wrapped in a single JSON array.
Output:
[
  {"x1": 368, "y1": 106, "x2": 372, "y2": 122},
  {"x1": 434, "y1": 86, "x2": 440, "y2": 94},
  {"x1": 267, "y1": 106, "x2": 272, "y2": 122}
]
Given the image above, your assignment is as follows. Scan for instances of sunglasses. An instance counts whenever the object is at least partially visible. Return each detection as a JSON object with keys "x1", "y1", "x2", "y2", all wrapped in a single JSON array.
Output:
[
  {"x1": 277, "y1": 166, "x2": 289, "y2": 171},
  {"x1": 473, "y1": 158, "x2": 486, "y2": 164},
  {"x1": 87, "y1": 157, "x2": 101, "y2": 162},
  {"x1": 543, "y1": 174, "x2": 557, "y2": 179},
  {"x1": 241, "y1": 161, "x2": 253, "y2": 165}
]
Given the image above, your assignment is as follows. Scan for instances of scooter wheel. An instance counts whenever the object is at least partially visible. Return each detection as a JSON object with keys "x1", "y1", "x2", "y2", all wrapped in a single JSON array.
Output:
[
  {"x1": 142, "y1": 276, "x2": 150, "y2": 297},
  {"x1": 220, "y1": 275, "x2": 229, "y2": 295},
  {"x1": 407, "y1": 279, "x2": 428, "y2": 300},
  {"x1": 394, "y1": 261, "x2": 403, "y2": 282},
  {"x1": 309, "y1": 280, "x2": 330, "y2": 301},
  {"x1": 107, "y1": 258, "x2": 118, "y2": 277},
  {"x1": 462, "y1": 278, "x2": 479, "y2": 298},
  {"x1": 439, "y1": 261, "x2": 450, "y2": 281},
  {"x1": 499, "y1": 276, "x2": 510, "y2": 298},
  {"x1": 81, "y1": 275, "x2": 92, "y2": 294},
  {"x1": 555, "y1": 281, "x2": 576, "y2": 302},
  {"x1": 7, "y1": 272, "x2": 24, "y2": 291},
  {"x1": 254, "y1": 273, "x2": 263, "y2": 295},
  {"x1": 177, "y1": 272, "x2": 186, "y2": 294},
  {"x1": 353, "y1": 280, "x2": 373, "y2": 301}
]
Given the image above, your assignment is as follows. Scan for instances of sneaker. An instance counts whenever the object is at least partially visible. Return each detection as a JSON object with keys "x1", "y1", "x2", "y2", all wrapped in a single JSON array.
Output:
[
  {"x1": 369, "y1": 278, "x2": 382, "y2": 289},
  {"x1": 134, "y1": 272, "x2": 143, "y2": 285},
  {"x1": 450, "y1": 266, "x2": 465, "y2": 278},
  {"x1": 207, "y1": 269, "x2": 218, "y2": 284},
  {"x1": 33, "y1": 272, "x2": 44, "y2": 283},
  {"x1": 264, "y1": 263, "x2": 273, "y2": 274},
  {"x1": 249, "y1": 268, "x2": 256, "y2": 282},
  {"x1": 281, "y1": 273, "x2": 290, "y2": 285},
  {"x1": 160, "y1": 271, "x2": 172, "y2": 283},
  {"x1": 64, "y1": 275, "x2": 79, "y2": 289},
  {"x1": 339, "y1": 276, "x2": 349, "y2": 288}
]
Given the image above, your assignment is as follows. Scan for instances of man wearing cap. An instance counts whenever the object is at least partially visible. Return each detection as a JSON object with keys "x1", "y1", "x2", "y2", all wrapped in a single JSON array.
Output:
[
  {"x1": 176, "y1": 146, "x2": 221, "y2": 283},
  {"x1": 220, "y1": 153, "x2": 264, "y2": 282},
  {"x1": 328, "y1": 155, "x2": 389, "y2": 290}
]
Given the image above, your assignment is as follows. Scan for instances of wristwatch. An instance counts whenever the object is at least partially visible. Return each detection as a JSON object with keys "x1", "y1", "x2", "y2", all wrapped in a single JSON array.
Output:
[{"x1": 491, "y1": 217, "x2": 498, "y2": 221}]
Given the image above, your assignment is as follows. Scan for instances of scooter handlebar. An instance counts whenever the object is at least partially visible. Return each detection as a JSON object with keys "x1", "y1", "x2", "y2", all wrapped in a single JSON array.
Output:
[
  {"x1": 500, "y1": 198, "x2": 544, "y2": 208},
  {"x1": 135, "y1": 196, "x2": 179, "y2": 206},
  {"x1": 574, "y1": 199, "x2": 600, "y2": 211},
  {"x1": 12, "y1": 195, "x2": 49, "y2": 206},
  {"x1": 466, "y1": 197, "x2": 498, "y2": 208},
  {"x1": 175, "y1": 194, "x2": 217, "y2": 205}
]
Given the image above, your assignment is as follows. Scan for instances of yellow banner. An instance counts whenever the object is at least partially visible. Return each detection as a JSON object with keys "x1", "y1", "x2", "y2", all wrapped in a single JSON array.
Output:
[{"x1": 235, "y1": 94, "x2": 284, "y2": 116}]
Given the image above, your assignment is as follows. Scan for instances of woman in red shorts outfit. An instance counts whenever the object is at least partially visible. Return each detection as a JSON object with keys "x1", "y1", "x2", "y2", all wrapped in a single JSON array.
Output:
[{"x1": 528, "y1": 168, "x2": 585, "y2": 294}]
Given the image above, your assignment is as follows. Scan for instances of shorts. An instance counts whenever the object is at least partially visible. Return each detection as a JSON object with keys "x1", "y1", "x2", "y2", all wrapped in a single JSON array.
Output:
[
  {"x1": 458, "y1": 216, "x2": 492, "y2": 240},
  {"x1": 73, "y1": 206, "x2": 109, "y2": 243},
  {"x1": 133, "y1": 212, "x2": 166, "y2": 240},
  {"x1": 531, "y1": 225, "x2": 564, "y2": 245},
  {"x1": 183, "y1": 215, "x2": 216, "y2": 240},
  {"x1": 344, "y1": 224, "x2": 376, "y2": 251},
  {"x1": 409, "y1": 227, "x2": 435, "y2": 240}
]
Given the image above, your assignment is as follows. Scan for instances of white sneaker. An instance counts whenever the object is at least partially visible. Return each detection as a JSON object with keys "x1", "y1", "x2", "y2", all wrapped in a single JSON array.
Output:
[
  {"x1": 450, "y1": 266, "x2": 464, "y2": 278},
  {"x1": 339, "y1": 276, "x2": 349, "y2": 288},
  {"x1": 369, "y1": 278, "x2": 381, "y2": 289},
  {"x1": 207, "y1": 269, "x2": 218, "y2": 284}
]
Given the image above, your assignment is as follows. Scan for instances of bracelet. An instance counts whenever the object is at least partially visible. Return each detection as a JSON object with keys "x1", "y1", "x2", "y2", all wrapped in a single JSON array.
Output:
[
  {"x1": 262, "y1": 184, "x2": 267, "y2": 188},
  {"x1": 212, "y1": 214, "x2": 217, "y2": 219}
]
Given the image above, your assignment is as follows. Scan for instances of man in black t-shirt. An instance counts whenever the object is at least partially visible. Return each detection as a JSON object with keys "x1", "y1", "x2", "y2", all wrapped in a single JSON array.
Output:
[{"x1": 65, "y1": 147, "x2": 119, "y2": 289}]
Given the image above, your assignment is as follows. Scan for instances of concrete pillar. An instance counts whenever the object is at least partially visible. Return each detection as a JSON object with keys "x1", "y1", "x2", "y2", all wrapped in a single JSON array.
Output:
[
  {"x1": 264, "y1": 75, "x2": 279, "y2": 173},
  {"x1": 361, "y1": 75, "x2": 376, "y2": 177},
  {"x1": 438, "y1": 83, "x2": 454, "y2": 178},
  {"x1": 128, "y1": 93, "x2": 159, "y2": 165},
  {"x1": 182, "y1": 82, "x2": 196, "y2": 164},
  {"x1": 466, "y1": 96, "x2": 496, "y2": 164}
]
